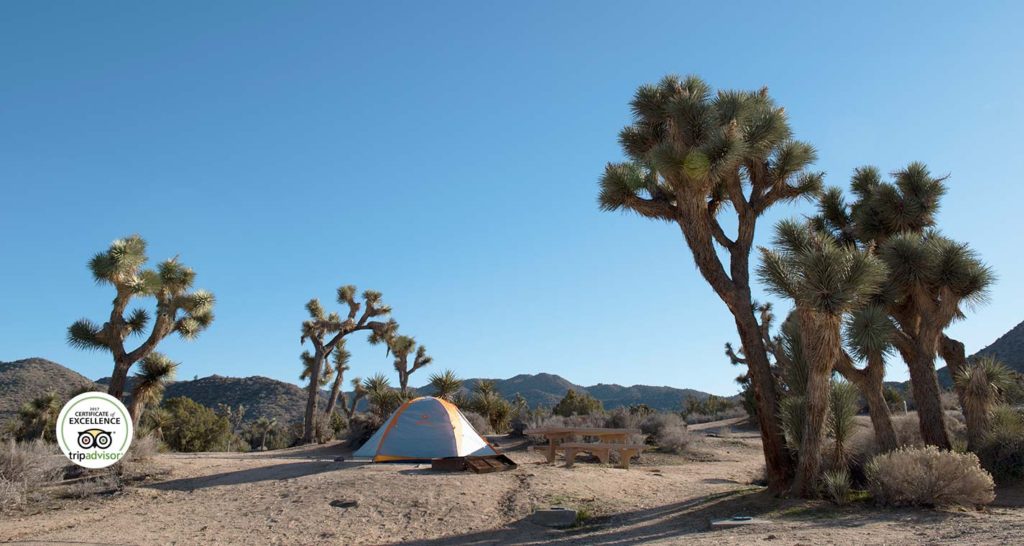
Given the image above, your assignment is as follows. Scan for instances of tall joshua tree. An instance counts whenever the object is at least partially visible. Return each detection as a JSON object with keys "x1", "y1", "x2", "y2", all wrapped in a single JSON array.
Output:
[
  {"x1": 129, "y1": 353, "x2": 178, "y2": 425},
  {"x1": 388, "y1": 335, "x2": 432, "y2": 394},
  {"x1": 299, "y1": 285, "x2": 396, "y2": 443},
  {"x1": 814, "y1": 165, "x2": 993, "y2": 449},
  {"x1": 323, "y1": 342, "x2": 351, "y2": 416},
  {"x1": 68, "y1": 235, "x2": 215, "y2": 400},
  {"x1": 599, "y1": 76, "x2": 823, "y2": 490},
  {"x1": 758, "y1": 220, "x2": 886, "y2": 496}
]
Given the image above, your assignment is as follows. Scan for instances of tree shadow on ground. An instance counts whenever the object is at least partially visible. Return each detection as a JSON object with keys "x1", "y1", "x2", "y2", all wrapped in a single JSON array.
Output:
[
  {"x1": 389, "y1": 488, "x2": 963, "y2": 546},
  {"x1": 146, "y1": 460, "x2": 366, "y2": 491}
]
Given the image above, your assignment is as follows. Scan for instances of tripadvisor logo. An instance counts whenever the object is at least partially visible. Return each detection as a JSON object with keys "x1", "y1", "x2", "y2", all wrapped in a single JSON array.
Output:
[{"x1": 57, "y1": 392, "x2": 133, "y2": 469}]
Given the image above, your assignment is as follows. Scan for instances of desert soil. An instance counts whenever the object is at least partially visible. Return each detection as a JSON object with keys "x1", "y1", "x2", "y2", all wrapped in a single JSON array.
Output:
[{"x1": 1, "y1": 419, "x2": 1022, "y2": 545}]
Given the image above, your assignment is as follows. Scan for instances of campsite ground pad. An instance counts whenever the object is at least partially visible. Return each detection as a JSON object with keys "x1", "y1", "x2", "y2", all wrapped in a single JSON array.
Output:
[{"x1": 431, "y1": 455, "x2": 517, "y2": 473}]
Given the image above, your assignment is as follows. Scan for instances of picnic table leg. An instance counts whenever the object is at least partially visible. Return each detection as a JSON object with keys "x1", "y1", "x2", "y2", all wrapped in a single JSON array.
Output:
[
  {"x1": 596, "y1": 449, "x2": 609, "y2": 465},
  {"x1": 564, "y1": 448, "x2": 577, "y2": 468},
  {"x1": 545, "y1": 441, "x2": 556, "y2": 463},
  {"x1": 619, "y1": 449, "x2": 635, "y2": 470}
]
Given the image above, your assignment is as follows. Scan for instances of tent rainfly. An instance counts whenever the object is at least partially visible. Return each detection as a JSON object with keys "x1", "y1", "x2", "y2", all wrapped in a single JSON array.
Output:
[{"x1": 353, "y1": 396, "x2": 498, "y2": 462}]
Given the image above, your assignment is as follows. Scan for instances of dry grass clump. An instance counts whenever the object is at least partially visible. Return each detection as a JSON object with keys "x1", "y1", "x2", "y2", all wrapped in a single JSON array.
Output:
[
  {"x1": 866, "y1": 446, "x2": 995, "y2": 507},
  {"x1": 0, "y1": 440, "x2": 66, "y2": 511}
]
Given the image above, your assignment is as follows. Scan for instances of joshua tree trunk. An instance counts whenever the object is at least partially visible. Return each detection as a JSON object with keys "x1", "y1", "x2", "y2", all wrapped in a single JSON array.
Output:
[
  {"x1": 902, "y1": 345, "x2": 951, "y2": 450},
  {"x1": 734, "y1": 303, "x2": 794, "y2": 491},
  {"x1": 324, "y1": 371, "x2": 344, "y2": 416},
  {"x1": 128, "y1": 396, "x2": 145, "y2": 426},
  {"x1": 791, "y1": 310, "x2": 840, "y2": 497},
  {"x1": 939, "y1": 335, "x2": 978, "y2": 448},
  {"x1": 107, "y1": 356, "x2": 133, "y2": 400},
  {"x1": 835, "y1": 354, "x2": 898, "y2": 452},
  {"x1": 302, "y1": 348, "x2": 326, "y2": 443}
]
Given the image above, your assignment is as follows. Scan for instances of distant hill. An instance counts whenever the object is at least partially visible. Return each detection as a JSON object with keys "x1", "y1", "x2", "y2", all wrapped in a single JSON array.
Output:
[
  {"x1": 0, "y1": 358, "x2": 102, "y2": 421},
  {"x1": 3, "y1": 359, "x2": 727, "y2": 425},
  {"x1": 447, "y1": 372, "x2": 723, "y2": 411}
]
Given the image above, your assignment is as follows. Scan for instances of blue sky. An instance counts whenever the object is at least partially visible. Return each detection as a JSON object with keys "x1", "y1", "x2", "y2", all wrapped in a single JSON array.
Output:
[{"x1": 2, "y1": 1, "x2": 1022, "y2": 396}]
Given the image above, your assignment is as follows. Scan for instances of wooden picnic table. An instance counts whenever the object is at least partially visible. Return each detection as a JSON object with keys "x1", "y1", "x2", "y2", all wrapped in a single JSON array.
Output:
[{"x1": 524, "y1": 427, "x2": 642, "y2": 464}]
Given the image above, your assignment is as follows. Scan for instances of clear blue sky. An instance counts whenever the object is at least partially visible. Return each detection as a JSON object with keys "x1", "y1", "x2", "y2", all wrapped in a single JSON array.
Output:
[{"x1": 2, "y1": 1, "x2": 1022, "y2": 396}]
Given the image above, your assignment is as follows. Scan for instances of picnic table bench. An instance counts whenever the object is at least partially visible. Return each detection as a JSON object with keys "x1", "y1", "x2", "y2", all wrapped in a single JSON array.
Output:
[{"x1": 524, "y1": 427, "x2": 645, "y2": 469}]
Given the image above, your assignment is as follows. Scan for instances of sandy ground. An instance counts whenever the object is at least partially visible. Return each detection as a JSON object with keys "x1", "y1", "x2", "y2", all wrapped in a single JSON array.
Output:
[{"x1": 1, "y1": 420, "x2": 1022, "y2": 545}]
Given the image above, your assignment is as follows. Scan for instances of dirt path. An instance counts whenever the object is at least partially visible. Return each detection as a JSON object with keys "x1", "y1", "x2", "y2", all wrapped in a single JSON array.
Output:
[{"x1": 1, "y1": 423, "x2": 1022, "y2": 545}]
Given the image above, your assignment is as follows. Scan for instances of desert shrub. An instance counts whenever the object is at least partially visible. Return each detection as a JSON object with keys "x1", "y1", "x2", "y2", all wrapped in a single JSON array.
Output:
[
  {"x1": 0, "y1": 440, "x2": 66, "y2": 511},
  {"x1": 891, "y1": 413, "x2": 925, "y2": 447},
  {"x1": 552, "y1": 390, "x2": 603, "y2": 417},
  {"x1": 681, "y1": 395, "x2": 735, "y2": 421},
  {"x1": 656, "y1": 424, "x2": 691, "y2": 454},
  {"x1": 640, "y1": 413, "x2": 690, "y2": 452},
  {"x1": 684, "y1": 405, "x2": 747, "y2": 425},
  {"x1": 345, "y1": 412, "x2": 384, "y2": 451},
  {"x1": 779, "y1": 395, "x2": 807, "y2": 451},
  {"x1": 822, "y1": 468, "x2": 852, "y2": 505},
  {"x1": 160, "y1": 397, "x2": 239, "y2": 452},
  {"x1": 865, "y1": 446, "x2": 995, "y2": 507},
  {"x1": 124, "y1": 434, "x2": 161, "y2": 463},
  {"x1": 604, "y1": 407, "x2": 643, "y2": 430},
  {"x1": 976, "y1": 406, "x2": 1024, "y2": 483}
]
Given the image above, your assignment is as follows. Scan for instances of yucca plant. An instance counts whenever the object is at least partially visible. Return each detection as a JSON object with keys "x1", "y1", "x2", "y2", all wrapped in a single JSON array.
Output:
[
  {"x1": 299, "y1": 285, "x2": 397, "y2": 443},
  {"x1": 15, "y1": 393, "x2": 62, "y2": 442},
  {"x1": 956, "y1": 357, "x2": 1015, "y2": 451},
  {"x1": 598, "y1": 76, "x2": 825, "y2": 491},
  {"x1": 758, "y1": 219, "x2": 886, "y2": 496},
  {"x1": 829, "y1": 381, "x2": 859, "y2": 467},
  {"x1": 129, "y1": 352, "x2": 178, "y2": 425},
  {"x1": 67, "y1": 235, "x2": 215, "y2": 400},
  {"x1": 323, "y1": 342, "x2": 351, "y2": 417},
  {"x1": 363, "y1": 373, "x2": 400, "y2": 418},
  {"x1": 428, "y1": 370, "x2": 463, "y2": 401}
]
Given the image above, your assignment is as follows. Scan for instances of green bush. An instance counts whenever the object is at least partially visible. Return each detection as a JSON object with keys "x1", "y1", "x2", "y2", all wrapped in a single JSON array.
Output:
[
  {"x1": 346, "y1": 412, "x2": 384, "y2": 451},
  {"x1": 552, "y1": 389, "x2": 603, "y2": 417},
  {"x1": 866, "y1": 446, "x2": 995, "y2": 507},
  {"x1": 161, "y1": 397, "x2": 239, "y2": 452}
]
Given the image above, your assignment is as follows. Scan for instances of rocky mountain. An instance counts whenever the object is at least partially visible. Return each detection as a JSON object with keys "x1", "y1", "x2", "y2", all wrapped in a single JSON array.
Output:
[
  {"x1": 2, "y1": 359, "x2": 725, "y2": 426},
  {"x1": 933, "y1": 320, "x2": 1024, "y2": 388},
  {"x1": 0, "y1": 358, "x2": 102, "y2": 421}
]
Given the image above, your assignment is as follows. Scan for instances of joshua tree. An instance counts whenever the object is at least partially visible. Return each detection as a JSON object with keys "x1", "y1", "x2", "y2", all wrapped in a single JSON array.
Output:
[
  {"x1": 428, "y1": 369, "x2": 463, "y2": 401},
  {"x1": 814, "y1": 166, "x2": 993, "y2": 449},
  {"x1": 299, "y1": 285, "x2": 396, "y2": 443},
  {"x1": 323, "y1": 342, "x2": 351, "y2": 417},
  {"x1": 758, "y1": 220, "x2": 886, "y2": 496},
  {"x1": 68, "y1": 235, "x2": 215, "y2": 401},
  {"x1": 129, "y1": 353, "x2": 178, "y2": 425},
  {"x1": 341, "y1": 377, "x2": 366, "y2": 422},
  {"x1": 387, "y1": 335, "x2": 432, "y2": 394},
  {"x1": 599, "y1": 76, "x2": 823, "y2": 490},
  {"x1": 15, "y1": 392, "x2": 62, "y2": 441},
  {"x1": 142, "y1": 407, "x2": 172, "y2": 441},
  {"x1": 833, "y1": 305, "x2": 899, "y2": 452},
  {"x1": 955, "y1": 357, "x2": 1015, "y2": 451},
  {"x1": 251, "y1": 417, "x2": 277, "y2": 451}
]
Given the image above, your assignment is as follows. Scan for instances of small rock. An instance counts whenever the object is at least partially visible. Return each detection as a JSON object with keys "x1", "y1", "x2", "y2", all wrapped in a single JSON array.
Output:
[
  {"x1": 531, "y1": 507, "x2": 577, "y2": 528},
  {"x1": 330, "y1": 499, "x2": 359, "y2": 509}
]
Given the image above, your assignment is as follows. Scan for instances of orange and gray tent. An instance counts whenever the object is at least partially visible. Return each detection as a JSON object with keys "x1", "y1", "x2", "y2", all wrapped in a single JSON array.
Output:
[{"x1": 353, "y1": 396, "x2": 498, "y2": 462}]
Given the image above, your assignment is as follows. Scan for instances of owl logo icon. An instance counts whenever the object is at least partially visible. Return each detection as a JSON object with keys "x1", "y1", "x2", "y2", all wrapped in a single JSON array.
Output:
[{"x1": 77, "y1": 428, "x2": 114, "y2": 450}]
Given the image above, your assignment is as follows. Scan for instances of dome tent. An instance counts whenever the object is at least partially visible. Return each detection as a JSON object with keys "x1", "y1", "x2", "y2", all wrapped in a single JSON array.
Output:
[{"x1": 353, "y1": 396, "x2": 498, "y2": 462}]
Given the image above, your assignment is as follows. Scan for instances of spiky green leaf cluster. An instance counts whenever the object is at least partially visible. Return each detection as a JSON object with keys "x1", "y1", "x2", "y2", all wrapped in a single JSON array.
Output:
[
  {"x1": 758, "y1": 220, "x2": 888, "y2": 315},
  {"x1": 843, "y1": 305, "x2": 895, "y2": 361},
  {"x1": 878, "y1": 231, "x2": 993, "y2": 312},
  {"x1": 600, "y1": 75, "x2": 821, "y2": 222}
]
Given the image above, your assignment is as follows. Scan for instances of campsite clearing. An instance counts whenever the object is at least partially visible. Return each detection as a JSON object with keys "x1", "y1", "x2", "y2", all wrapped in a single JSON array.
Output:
[{"x1": 1, "y1": 420, "x2": 1023, "y2": 544}]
